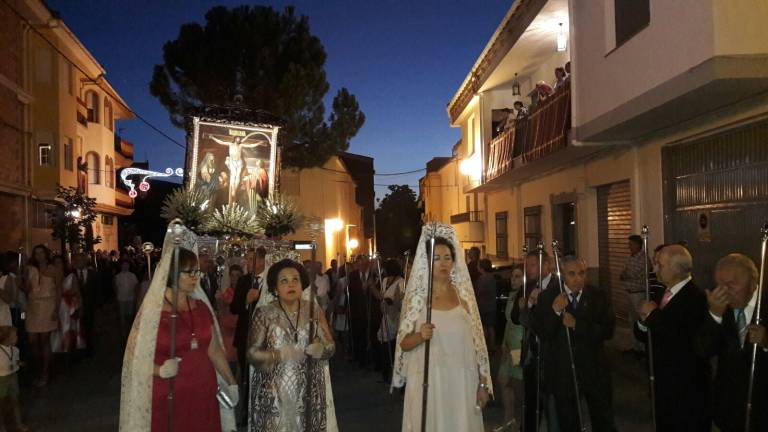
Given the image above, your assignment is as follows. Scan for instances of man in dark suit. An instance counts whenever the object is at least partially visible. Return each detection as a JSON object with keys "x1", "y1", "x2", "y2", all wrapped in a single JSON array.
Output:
[
  {"x1": 535, "y1": 255, "x2": 616, "y2": 432},
  {"x1": 511, "y1": 250, "x2": 559, "y2": 432},
  {"x1": 73, "y1": 253, "x2": 101, "y2": 357},
  {"x1": 638, "y1": 244, "x2": 710, "y2": 431},
  {"x1": 230, "y1": 247, "x2": 265, "y2": 426},
  {"x1": 348, "y1": 255, "x2": 374, "y2": 367},
  {"x1": 198, "y1": 253, "x2": 219, "y2": 311},
  {"x1": 696, "y1": 253, "x2": 767, "y2": 432}
]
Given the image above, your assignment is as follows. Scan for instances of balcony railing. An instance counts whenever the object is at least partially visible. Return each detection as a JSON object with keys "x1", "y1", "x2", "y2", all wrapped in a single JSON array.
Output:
[
  {"x1": 450, "y1": 211, "x2": 484, "y2": 224},
  {"x1": 485, "y1": 86, "x2": 571, "y2": 182}
]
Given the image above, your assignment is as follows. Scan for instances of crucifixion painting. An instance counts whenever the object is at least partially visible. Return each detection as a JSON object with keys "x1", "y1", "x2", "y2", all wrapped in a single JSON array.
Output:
[{"x1": 206, "y1": 131, "x2": 270, "y2": 205}]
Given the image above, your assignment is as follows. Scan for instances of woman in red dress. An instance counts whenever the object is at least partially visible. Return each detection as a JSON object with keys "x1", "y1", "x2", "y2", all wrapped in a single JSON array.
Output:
[{"x1": 150, "y1": 247, "x2": 238, "y2": 431}]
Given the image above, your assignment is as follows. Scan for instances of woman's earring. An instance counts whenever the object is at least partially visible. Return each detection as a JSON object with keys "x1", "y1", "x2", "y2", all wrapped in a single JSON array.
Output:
[{"x1": 449, "y1": 269, "x2": 457, "y2": 285}]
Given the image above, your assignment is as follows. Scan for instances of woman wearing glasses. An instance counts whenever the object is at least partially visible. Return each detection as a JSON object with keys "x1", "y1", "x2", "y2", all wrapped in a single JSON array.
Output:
[
  {"x1": 247, "y1": 258, "x2": 337, "y2": 431},
  {"x1": 120, "y1": 222, "x2": 238, "y2": 432}
]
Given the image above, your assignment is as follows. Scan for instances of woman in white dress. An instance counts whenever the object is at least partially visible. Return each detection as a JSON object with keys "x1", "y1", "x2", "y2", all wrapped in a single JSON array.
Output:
[{"x1": 393, "y1": 224, "x2": 493, "y2": 432}]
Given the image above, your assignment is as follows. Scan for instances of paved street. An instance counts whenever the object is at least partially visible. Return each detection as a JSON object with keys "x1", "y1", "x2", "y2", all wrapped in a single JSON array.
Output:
[{"x1": 17, "y1": 304, "x2": 652, "y2": 432}]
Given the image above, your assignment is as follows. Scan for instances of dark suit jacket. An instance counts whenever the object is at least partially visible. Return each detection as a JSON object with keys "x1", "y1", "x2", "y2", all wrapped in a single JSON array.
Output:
[
  {"x1": 230, "y1": 272, "x2": 260, "y2": 352},
  {"x1": 695, "y1": 298, "x2": 767, "y2": 432},
  {"x1": 348, "y1": 270, "x2": 373, "y2": 325},
  {"x1": 534, "y1": 284, "x2": 614, "y2": 394},
  {"x1": 77, "y1": 268, "x2": 101, "y2": 313},
  {"x1": 511, "y1": 276, "x2": 559, "y2": 366},
  {"x1": 643, "y1": 279, "x2": 710, "y2": 431},
  {"x1": 200, "y1": 272, "x2": 219, "y2": 311}
]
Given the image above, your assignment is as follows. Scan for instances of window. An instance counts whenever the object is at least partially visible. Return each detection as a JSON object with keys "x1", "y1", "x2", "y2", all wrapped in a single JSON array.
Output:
[
  {"x1": 64, "y1": 137, "x2": 73, "y2": 171},
  {"x1": 85, "y1": 90, "x2": 99, "y2": 123},
  {"x1": 615, "y1": 0, "x2": 650, "y2": 47},
  {"x1": 101, "y1": 215, "x2": 114, "y2": 225},
  {"x1": 104, "y1": 97, "x2": 113, "y2": 131},
  {"x1": 86, "y1": 152, "x2": 100, "y2": 184},
  {"x1": 67, "y1": 63, "x2": 74, "y2": 96},
  {"x1": 524, "y1": 205, "x2": 542, "y2": 251},
  {"x1": 38, "y1": 144, "x2": 52, "y2": 167},
  {"x1": 105, "y1": 156, "x2": 114, "y2": 188},
  {"x1": 32, "y1": 201, "x2": 55, "y2": 229},
  {"x1": 495, "y1": 212, "x2": 508, "y2": 259}
]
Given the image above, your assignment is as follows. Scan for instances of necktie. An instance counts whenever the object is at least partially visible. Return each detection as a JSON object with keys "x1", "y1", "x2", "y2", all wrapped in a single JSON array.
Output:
[
  {"x1": 736, "y1": 308, "x2": 748, "y2": 347},
  {"x1": 569, "y1": 293, "x2": 579, "y2": 312},
  {"x1": 660, "y1": 289, "x2": 673, "y2": 309}
]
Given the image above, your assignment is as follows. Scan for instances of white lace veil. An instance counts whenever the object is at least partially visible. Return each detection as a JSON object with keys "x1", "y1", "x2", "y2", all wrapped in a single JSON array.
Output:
[
  {"x1": 391, "y1": 223, "x2": 493, "y2": 395},
  {"x1": 120, "y1": 220, "x2": 236, "y2": 431}
]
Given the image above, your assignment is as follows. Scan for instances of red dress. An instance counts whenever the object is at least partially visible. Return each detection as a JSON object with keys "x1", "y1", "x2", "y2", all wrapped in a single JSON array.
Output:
[{"x1": 152, "y1": 299, "x2": 221, "y2": 431}]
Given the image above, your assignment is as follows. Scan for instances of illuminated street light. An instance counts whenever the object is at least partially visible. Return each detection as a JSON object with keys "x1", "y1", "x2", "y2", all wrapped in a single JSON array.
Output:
[
  {"x1": 325, "y1": 218, "x2": 344, "y2": 232},
  {"x1": 459, "y1": 153, "x2": 482, "y2": 181},
  {"x1": 348, "y1": 238, "x2": 359, "y2": 250}
]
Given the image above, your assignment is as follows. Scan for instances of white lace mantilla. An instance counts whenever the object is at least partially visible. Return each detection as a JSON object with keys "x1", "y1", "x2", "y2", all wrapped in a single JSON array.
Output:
[
  {"x1": 120, "y1": 220, "x2": 237, "y2": 431},
  {"x1": 391, "y1": 223, "x2": 493, "y2": 395}
]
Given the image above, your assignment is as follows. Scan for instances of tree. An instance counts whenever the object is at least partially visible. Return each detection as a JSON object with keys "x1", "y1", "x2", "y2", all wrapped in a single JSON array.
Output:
[
  {"x1": 50, "y1": 185, "x2": 101, "y2": 253},
  {"x1": 375, "y1": 185, "x2": 421, "y2": 258},
  {"x1": 150, "y1": 5, "x2": 365, "y2": 168}
]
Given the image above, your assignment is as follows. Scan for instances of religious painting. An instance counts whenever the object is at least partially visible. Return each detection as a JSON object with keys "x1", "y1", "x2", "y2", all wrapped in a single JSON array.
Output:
[{"x1": 187, "y1": 119, "x2": 279, "y2": 212}]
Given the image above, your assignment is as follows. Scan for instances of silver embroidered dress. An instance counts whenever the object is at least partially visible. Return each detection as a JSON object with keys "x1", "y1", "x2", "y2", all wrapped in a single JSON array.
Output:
[{"x1": 248, "y1": 299, "x2": 335, "y2": 432}]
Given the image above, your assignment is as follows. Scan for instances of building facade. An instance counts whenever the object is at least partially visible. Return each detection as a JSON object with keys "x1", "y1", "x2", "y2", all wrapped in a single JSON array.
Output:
[
  {"x1": 424, "y1": 0, "x2": 768, "y2": 332},
  {"x1": 281, "y1": 153, "x2": 374, "y2": 268},
  {"x1": 8, "y1": 0, "x2": 134, "y2": 254}
]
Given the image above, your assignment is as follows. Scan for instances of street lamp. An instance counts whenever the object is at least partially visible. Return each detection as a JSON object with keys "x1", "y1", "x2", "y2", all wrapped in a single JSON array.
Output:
[{"x1": 348, "y1": 238, "x2": 359, "y2": 250}]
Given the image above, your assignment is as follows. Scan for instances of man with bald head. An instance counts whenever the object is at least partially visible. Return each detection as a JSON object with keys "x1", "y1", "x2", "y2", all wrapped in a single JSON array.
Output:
[
  {"x1": 696, "y1": 253, "x2": 767, "y2": 432},
  {"x1": 638, "y1": 244, "x2": 710, "y2": 431}
]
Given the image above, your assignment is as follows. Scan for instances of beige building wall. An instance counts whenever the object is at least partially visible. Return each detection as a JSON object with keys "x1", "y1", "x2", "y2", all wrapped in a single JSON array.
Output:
[
  {"x1": 22, "y1": 0, "x2": 133, "y2": 254},
  {"x1": 571, "y1": 0, "x2": 716, "y2": 128},
  {"x1": 281, "y1": 156, "x2": 366, "y2": 268}
]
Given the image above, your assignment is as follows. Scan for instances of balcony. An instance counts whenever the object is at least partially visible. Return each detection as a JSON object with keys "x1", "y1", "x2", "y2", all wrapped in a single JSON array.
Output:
[
  {"x1": 76, "y1": 97, "x2": 88, "y2": 127},
  {"x1": 450, "y1": 211, "x2": 484, "y2": 243},
  {"x1": 485, "y1": 86, "x2": 571, "y2": 184}
]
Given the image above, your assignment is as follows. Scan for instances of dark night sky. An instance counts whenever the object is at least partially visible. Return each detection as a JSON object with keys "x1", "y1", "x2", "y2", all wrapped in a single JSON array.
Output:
[{"x1": 46, "y1": 0, "x2": 511, "y2": 198}]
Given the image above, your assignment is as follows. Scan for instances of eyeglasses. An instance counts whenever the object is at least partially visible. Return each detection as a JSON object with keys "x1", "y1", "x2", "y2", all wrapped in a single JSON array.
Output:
[{"x1": 180, "y1": 269, "x2": 203, "y2": 278}]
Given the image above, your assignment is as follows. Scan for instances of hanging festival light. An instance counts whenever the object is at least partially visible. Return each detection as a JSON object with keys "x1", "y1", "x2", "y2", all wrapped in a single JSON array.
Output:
[{"x1": 120, "y1": 167, "x2": 184, "y2": 198}]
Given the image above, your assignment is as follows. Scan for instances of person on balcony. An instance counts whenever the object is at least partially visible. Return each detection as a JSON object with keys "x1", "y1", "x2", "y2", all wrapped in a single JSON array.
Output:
[
  {"x1": 553, "y1": 67, "x2": 567, "y2": 92},
  {"x1": 534, "y1": 81, "x2": 554, "y2": 105},
  {"x1": 514, "y1": 101, "x2": 529, "y2": 121}
]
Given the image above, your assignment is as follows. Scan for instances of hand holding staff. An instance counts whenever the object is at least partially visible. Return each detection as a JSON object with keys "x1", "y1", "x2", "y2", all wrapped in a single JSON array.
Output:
[
  {"x1": 421, "y1": 234, "x2": 436, "y2": 432},
  {"x1": 552, "y1": 240, "x2": 586, "y2": 432}
]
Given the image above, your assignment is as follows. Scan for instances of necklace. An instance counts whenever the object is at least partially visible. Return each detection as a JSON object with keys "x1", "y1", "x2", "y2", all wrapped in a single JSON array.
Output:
[
  {"x1": 278, "y1": 300, "x2": 301, "y2": 343},
  {"x1": 163, "y1": 294, "x2": 198, "y2": 350}
]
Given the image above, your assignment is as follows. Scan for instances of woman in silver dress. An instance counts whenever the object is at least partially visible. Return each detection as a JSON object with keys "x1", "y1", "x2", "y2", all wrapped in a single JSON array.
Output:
[{"x1": 247, "y1": 259, "x2": 336, "y2": 432}]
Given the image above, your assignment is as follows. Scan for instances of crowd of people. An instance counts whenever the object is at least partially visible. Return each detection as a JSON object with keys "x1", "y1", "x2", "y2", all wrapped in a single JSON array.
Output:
[
  {"x1": 9, "y1": 217, "x2": 765, "y2": 432},
  {"x1": 0, "y1": 243, "x2": 157, "y2": 431},
  {"x1": 113, "y1": 219, "x2": 766, "y2": 432}
]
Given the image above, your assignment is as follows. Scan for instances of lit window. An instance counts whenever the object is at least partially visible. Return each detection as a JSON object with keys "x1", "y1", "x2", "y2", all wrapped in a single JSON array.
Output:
[{"x1": 38, "y1": 144, "x2": 52, "y2": 167}]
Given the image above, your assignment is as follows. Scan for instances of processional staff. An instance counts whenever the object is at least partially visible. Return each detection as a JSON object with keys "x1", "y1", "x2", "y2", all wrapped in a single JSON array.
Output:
[
  {"x1": 535, "y1": 241, "x2": 544, "y2": 432},
  {"x1": 167, "y1": 226, "x2": 182, "y2": 432},
  {"x1": 745, "y1": 224, "x2": 768, "y2": 432},
  {"x1": 520, "y1": 244, "x2": 529, "y2": 431},
  {"x1": 374, "y1": 253, "x2": 394, "y2": 372},
  {"x1": 420, "y1": 233, "x2": 437, "y2": 432},
  {"x1": 641, "y1": 226, "x2": 657, "y2": 431},
  {"x1": 142, "y1": 242, "x2": 155, "y2": 280},
  {"x1": 552, "y1": 240, "x2": 586, "y2": 432},
  {"x1": 305, "y1": 241, "x2": 318, "y2": 430}
]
